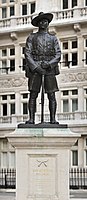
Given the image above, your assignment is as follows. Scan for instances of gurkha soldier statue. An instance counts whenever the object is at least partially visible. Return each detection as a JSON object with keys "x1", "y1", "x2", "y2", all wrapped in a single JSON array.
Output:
[{"x1": 25, "y1": 12, "x2": 61, "y2": 125}]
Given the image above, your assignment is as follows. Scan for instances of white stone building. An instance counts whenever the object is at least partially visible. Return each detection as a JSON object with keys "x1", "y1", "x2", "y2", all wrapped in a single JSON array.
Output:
[{"x1": 0, "y1": 0, "x2": 87, "y2": 171}]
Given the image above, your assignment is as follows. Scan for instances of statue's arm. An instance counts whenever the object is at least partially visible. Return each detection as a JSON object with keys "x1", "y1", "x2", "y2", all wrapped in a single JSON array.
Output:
[
  {"x1": 49, "y1": 36, "x2": 61, "y2": 69},
  {"x1": 25, "y1": 35, "x2": 37, "y2": 72}
]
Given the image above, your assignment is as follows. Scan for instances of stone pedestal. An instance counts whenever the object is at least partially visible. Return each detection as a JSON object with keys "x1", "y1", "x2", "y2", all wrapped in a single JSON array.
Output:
[{"x1": 7, "y1": 127, "x2": 80, "y2": 200}]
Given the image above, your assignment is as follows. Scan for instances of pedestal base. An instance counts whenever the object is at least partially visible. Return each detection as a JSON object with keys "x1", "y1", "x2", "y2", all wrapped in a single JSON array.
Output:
[{"x1": 7, "y1": 127, "x2": 80, "y2": 200}]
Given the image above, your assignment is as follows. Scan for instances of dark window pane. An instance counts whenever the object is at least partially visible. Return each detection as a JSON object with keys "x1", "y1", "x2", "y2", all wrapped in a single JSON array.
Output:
[
  {"x1": 3, "y1": 103, "x2": 7, "y2": 116},
  {"x1": 72, "y1": 150, "x2": 78, "y2": 166},
  {"x1": 72, "y1": 0, "x2": 77, "y2": 8},
  {"x1": 2, "y1": 49, "x2": 7, "y2": 56},
  {"x1": 72, "y1": 53, "x2": 77, "y2": 66},
  {"x1": 22, "y1": 47, "x2": 25, "y2": 54},
  {"x1": 10, "y1": 103, "x2": 15, "y2": 115},
  {"x1": 72, "y1": 99, "x2": 78, "y2": 112},
  {"x1": 10, "y1": 59, "x2": 15, "y2": 71},
  {"x1": 10, "y1": 6, "x2": 14, "y2": 16},
  {"x1": 23, "y1": 103, "x2": 28, "y2": 114},
  {"x1": 86, "y1": 52, "x2": 87, "y2": 65},
  {"x1": 10, "y1": 0, "x2": 14, "y2": 2},
  {"x1": 86, "y1": 0, "x2": 87, "y2": 6},
  {"x1": 10, "y1": 48, "x2": 15, "y2": 55},
  {"x1": 72, "y1": 41, "x2": 77, "y2": 48},
  {"x1": 72, "y1": 89, "x2": 78, "y2": 95},
  {"x1": 63, "y1": 0, "x2": 68, "y2": 9},
  {"x1": 31, "y1": 2, "x2": 35, "y2": 14},
  {"x1": 63, "y1": 42, "x2": 68, "y2": 49},
  {"x1": 63, "y1": 90, "x2": 69, "y2": 96},
  {"x1": 63, "y1": 99, "x2": 69, "y2": 112},
  {"x1": 2, "y1": 0, "x2": 6, "y2": 3},
  {"x1": 10, "y1": 94, "x2": 15, "y2": 99},
  {"x1": 86, "y1": 138, "x2": 87, "y2": 146},
  {"x1": 2, "y1": 7, "x2": 7, "y2": 18},
  {"x1": 86, "y1": 39, "x2": 87, "y2": 47},
  {"x1": 22, "y1": 4, "x2": 27, "y2": 15},
  {"x1": 22, "y1": 94, "x2": 28, "y2": 99},
  {"x1": 63, "y1": 53, "x2": 68, "y2": 66},
  {"x1": 86, "y1": 99, "x2": 87, "y2": 111},
  {"x1": 22, "y1": 58, "x2": 26, "y2": 70},
  {"x1": 2, "y1": 95, "x2": 7, "y2": 100}
]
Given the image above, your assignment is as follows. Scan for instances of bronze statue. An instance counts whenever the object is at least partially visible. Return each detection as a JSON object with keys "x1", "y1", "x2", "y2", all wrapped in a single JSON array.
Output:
[{"x1": 25, "y1": 12, "x2": 61, "y2": 124}]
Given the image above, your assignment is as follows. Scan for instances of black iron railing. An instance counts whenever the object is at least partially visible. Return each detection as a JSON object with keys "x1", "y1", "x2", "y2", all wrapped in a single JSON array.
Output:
[
  {"x1": 0, "y1": 168, "x2": 16, "y2": 189},
  {"x1": 70, "y1": 168, "x2": 87, "y2": 189},
  {"x1": 0, "y1": 168, "x2": 87, "y2": 189}
]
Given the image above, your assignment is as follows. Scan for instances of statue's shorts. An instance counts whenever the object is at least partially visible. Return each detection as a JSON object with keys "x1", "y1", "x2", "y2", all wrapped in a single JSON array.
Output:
[{"x1": 28, "y1": 72, "x2": 59, "y2": 93}]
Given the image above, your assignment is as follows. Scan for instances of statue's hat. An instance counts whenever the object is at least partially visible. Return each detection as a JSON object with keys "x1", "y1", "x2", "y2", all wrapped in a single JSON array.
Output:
[{"x1": 31, "y1": 12, "x2": 53, "y2": 27}]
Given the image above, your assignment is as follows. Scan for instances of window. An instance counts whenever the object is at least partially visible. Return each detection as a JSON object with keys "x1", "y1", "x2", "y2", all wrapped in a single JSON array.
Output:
[
  {"x1": 23, "y1": 103, "x2": 28, "y2": 114},
  {"x1": 72, "y1": 41, "x2": 77, "y2": 48},
  {"x1": 10, "y1": 48, "x2": 15, "y2": 56},
  {"x1": 61, "y1": 39, "x2": 78, "y2": 68},
  {"x1": 72, "y1": 52, "x2": 77, "y2": 66},
  {"x1": 3, "y1": 103, "x2": 7, "y2": 116},
  {"x1": 84, "y1": 39, "x2": 87, "y2": 65},
  {"x1": 21, "y1": 46, "x2": 26, "y2": 71},
  {"x1": 86, "y1": 0, "x2": 87, "y2": 6},
  {"x1": 10, "y1": 59, "x2": 15, "y2": 71},
  {"x1": 2, "y1": 0, "x2": 6, "y2": 3},
  {"x1": 2, "y1": 152, "x2": 8, "y2": 168},
  {"x1": 63, "y1": 0, "x2": 77, "y2": 9},
  {"x1": 61, "y1": 89, "x2": 78, "y2": 112},
  {"x1": 72, "y1": 99, "x2": 78, "y2": 112},
  {"x1": 10, "y1": 103, "x2": 15, "y2": 115},
  {"x1": 31, "y1": 2, "x2": 35, "y2": 14},
  {"x1": 2, "y1": 7, "x2": 7, "y2": 18},
  {"x1": 72, "y1": 0, "x2": 77, "y2": 7},
  {"x1": 22, "y1": 4, "x2": 27, "y2": 15},
  {"x1": 2, "y1": 49, "x2": 7, "y2": 56},
  {"x1": 72, "y1": 89, "x2": 78, "y2": 95},
  {"x1": 86, "y1": 151, "x2": 87, "y2": 165},
  {"x1": 0, "y1": 47, "x2": 16, "y2": 74},
  {"x1": 63, "y1": 99, "x2": 69, "y2": 112},
  {"x1": 10, "y1": 152, "x2": 15, "y2": 167},
  {"x1": 63, "y1": 53, "x2": 68, "y2": 66},
  {"x1": 2, "y1": 95, "x2": 7, "y2": 100},
  {"x1": 63, "y1": 90, "x2": 69, "y2": 96},
  {"x1": 10, "y1": 94, "x2": 15, "y2": 99},
  {"x1": 63, "y1": 42, "x2": 68, "y2": 50},
  {"x1": 10, "y1": 0, "x2": 14, "y2": 2},
  {"x1": 10, "y1": 6, "x2": 14, "y2": 16},
  {"x1": 2, "y1": 60, "x2": 7, "y2": 73},
  {"x1": 72, "y1": 150, "x2": 78, "y2": 166},
  {"x1": 22, "y1": 93, "x2": 28, "y2": 99},
  {"x1": 22, "y1": 47, "x2": 25, "y2": 54},
  {"x1": 63, "y1": 0, "x2": 68, "y2": 9}
]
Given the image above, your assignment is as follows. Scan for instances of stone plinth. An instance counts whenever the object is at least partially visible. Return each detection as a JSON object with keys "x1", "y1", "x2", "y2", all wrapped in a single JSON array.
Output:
[{"x1": 7, "y1": 127, "x2": 80, "y2": 200}]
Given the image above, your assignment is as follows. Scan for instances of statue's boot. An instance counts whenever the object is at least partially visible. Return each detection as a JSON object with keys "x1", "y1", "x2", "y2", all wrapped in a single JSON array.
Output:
[
  {"x1": 26, "y1": 94, "x2": 37, "y2": 124},
  {"x1": 49, "y1": 97, "x2": 59, "y2": 124}
]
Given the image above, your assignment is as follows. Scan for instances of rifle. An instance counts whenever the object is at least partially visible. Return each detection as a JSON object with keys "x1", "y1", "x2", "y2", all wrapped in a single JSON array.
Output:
[{"x1": 41, "y1": 74, "x2": 45, "y2": 123}]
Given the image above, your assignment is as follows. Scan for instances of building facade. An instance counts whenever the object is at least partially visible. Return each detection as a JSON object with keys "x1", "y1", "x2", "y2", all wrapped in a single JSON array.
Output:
[{"x1": 0, "y1": 0, "x2": 87, "y2": 171}]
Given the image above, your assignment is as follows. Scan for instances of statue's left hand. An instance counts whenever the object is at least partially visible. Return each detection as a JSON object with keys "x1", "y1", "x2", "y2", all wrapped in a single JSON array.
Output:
[{"x1": 42, "y1": 61, "x2": 51, "y2": 70}]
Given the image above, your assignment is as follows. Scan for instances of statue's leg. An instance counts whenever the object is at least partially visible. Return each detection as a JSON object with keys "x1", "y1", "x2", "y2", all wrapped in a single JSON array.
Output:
[
  {"x1": 26, "y1": 91, "x2": 38, "y2": 124},
  {"x1": 47, "y1": 92, "x2": 59, "y2": 124}
]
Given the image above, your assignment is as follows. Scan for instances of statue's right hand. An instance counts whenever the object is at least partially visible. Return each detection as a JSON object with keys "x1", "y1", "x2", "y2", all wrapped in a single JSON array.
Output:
[{"x1": 36, "y1": 67, "x2": 46, "y2": 75}]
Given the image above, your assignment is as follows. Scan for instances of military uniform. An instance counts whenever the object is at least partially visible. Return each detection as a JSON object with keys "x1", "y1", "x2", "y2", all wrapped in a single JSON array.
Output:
[
  {"x1": 25, "y1": 31, "x2": 61, "y2": 93},
  {"x1": 25, "y1": 12, "x2": 61, "y2": 124}
]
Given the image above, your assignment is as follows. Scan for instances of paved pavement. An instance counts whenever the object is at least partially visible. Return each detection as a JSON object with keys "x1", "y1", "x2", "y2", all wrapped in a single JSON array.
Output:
[{"x1": 0, "y1": 190, "x2": 87, "y2": 200}]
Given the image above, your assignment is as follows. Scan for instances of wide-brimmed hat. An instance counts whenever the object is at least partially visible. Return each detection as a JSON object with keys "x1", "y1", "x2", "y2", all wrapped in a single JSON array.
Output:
[{"x1": 31, "y1": 12, "x2": 53, "y2": 27}]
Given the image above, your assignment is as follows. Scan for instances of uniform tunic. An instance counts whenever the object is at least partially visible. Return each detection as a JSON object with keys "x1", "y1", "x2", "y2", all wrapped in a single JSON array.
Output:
[{"x1": 25, "y1": 31, "x2": 61, "y2": 93}]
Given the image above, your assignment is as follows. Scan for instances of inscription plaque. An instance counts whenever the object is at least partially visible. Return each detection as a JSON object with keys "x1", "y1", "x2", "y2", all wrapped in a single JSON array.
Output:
[{"x1": 28, "y1": 154, "x2": 58, "y2": 197}]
